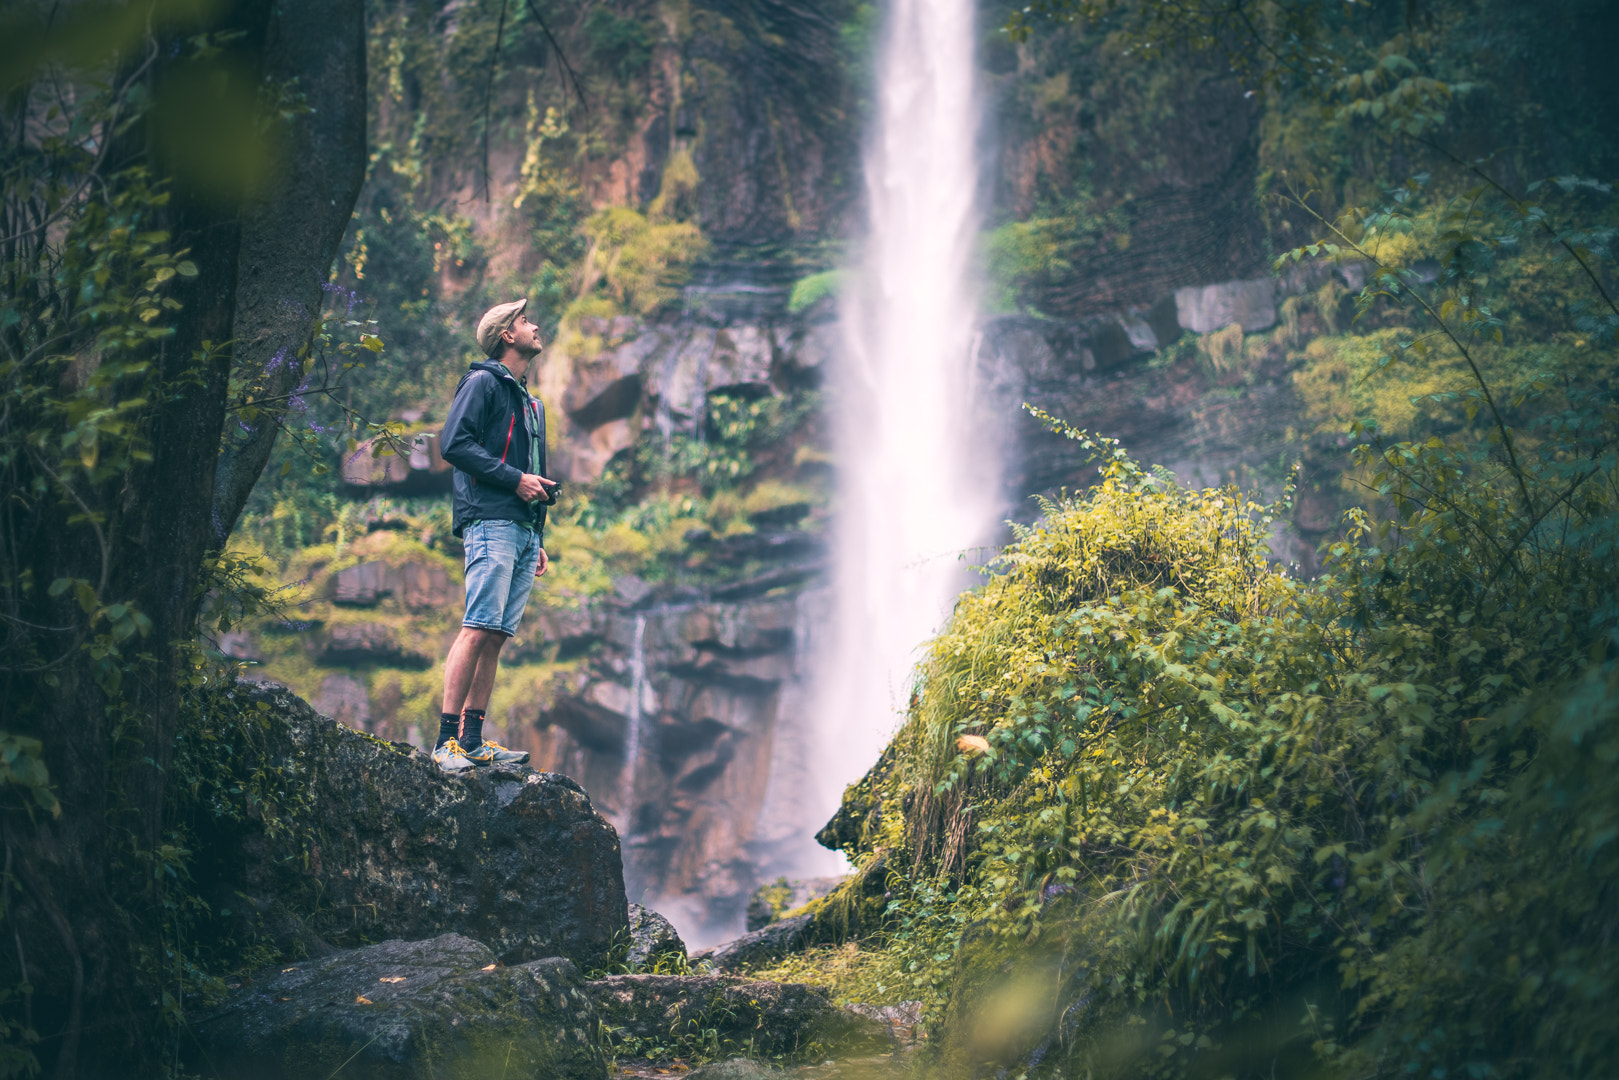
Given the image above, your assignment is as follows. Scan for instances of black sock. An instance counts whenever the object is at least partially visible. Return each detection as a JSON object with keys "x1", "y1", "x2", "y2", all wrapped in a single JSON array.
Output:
[
  {"x1": 461, "y1": 709, "x2": 486, "y2": 751},
  {"x1": 435, "y1": 713, "x2": 459, "y2": 749}
]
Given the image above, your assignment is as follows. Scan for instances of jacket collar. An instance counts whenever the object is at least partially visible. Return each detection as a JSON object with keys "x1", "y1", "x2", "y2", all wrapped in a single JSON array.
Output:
[
  {"x1": 469, "y1": 358, "x2": 518, "y2": 381},
  {"x1": 468, "y1": 358, "x2": 532, "y2": 394}
]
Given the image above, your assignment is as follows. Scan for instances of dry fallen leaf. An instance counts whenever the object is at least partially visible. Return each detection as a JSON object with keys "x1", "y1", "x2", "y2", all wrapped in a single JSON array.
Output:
[
  {"x1": 378, "y1": 976, "x2": 406, "y2": 984},
  {"x1": 480, "y1": 964, "x2": 497, "y2": 971},
  {"x1": 280, "y1": 967, "x2": 299, "y2": 974},
  {"x1": 956, "y1": 734, "x2": 990, "y2": 754},
  {"x1": 275, "y1": 997, "x2": 290, "y2": 1002},
  {"x1": 354, "y1": 995, "x2": 373, "y2": 1004}
]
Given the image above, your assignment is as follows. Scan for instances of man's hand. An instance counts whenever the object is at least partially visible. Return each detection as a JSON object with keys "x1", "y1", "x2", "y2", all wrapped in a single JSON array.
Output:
[
  {"x1": 535, "y1": 547, "x2": 549, "y2": 577},
  {"x1": 516, "y1": 473, "x2": 555, "y2": 502}
]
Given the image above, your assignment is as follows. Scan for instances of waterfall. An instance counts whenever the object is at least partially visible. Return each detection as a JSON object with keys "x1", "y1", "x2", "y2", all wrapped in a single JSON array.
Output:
[
  {"x1": 818, "y1": 0, "x2": 992, "y2": 828},
  {"x1": 619, "y1": 611, "x2": 648, "y2": 834}
]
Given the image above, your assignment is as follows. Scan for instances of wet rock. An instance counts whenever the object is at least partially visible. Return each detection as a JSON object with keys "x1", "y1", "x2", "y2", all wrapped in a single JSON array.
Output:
[
  {"x1": 331, "y1": 560, "x2": 392, "y2": 605},
  {"x1": 708, "y1": 325, "x2": 776, "y2": 393},
  {"x1": 188, "y1": 933, "x2": 606, "y2": 1080},
  {"x1": 1174, "y1": 278, "x2": 1278, "y2": 333},
  {"x1": 614, "y1": 574, "x2": 654, "y2": 604},
  {"x1": 331, "y1": 560, "x2": 455, "y2": 610},
  {"x1": 586, "y1": 974, "x2": 890, "y2": 1059},
  {"x1": 395, "y1": 560, "x2": 456, "y2": 610},
  {"x1": 696, "y1": 914, "x2": 816, "y2": 972},
  {"x1": 844, "y1": 1002, "x2": 925, "y2": 1048},
  {"x1": 318, "y1": 621, "x2": 432, "y2": 668},
  {"x1": 218, "y1": 681, "x2": 629, "y2": 969},
  {"x1": 312, "y1": 673, "x2": 370, "y2": 727},
  {"x1": 570, "y1": 417, "x2": 641, "y2": 482},
  {"x1": 685, "y1": 1062, "x2": 785, "y2": 1080},
  {"x1": 746, "y1": 876, "x2": 847, "y2": 931},
  {"x1": 626, "y1": 904, "x2": 687, "y2": 970},
  {"x1": 706, "y1": 855, "x2": 893, "y2": 966}
]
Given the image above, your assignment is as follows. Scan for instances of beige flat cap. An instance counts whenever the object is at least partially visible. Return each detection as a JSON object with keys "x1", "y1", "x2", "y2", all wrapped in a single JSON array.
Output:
[{"x1": 476, "y1": 298, "x2": 528, "y2": 356}]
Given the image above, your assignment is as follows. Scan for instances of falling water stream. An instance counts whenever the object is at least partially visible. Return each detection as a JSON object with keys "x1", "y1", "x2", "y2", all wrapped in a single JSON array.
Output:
[
  {"x1": 619, "y1": 612, "x2": 648, "y2": 833},
  {"x1": 817, "y1": 0, "x2": 993, "y2": 828}
]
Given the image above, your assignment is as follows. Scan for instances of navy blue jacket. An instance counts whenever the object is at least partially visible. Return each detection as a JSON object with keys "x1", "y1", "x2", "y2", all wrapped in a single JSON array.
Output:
[{"x1": 440, "y1": 360, "x2": 547, "y2": 539}]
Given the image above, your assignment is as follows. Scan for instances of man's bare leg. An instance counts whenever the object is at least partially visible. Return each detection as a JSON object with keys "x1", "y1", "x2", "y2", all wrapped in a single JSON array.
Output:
[
  {"x1": 460, "y1": 635, "x2": 507, "y2": 713},
  {"x1": 442, "y1": 627, "x2": 506, "y2": 715}
]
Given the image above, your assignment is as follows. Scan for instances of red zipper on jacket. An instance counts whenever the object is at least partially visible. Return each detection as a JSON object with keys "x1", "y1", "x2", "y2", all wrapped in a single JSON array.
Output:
[
  {"x1": 500, "y1": 414, "x2": 515, "y2": 462},
  {"x1": 473, "y1": 413, "x2": 517, "y2": 488}
]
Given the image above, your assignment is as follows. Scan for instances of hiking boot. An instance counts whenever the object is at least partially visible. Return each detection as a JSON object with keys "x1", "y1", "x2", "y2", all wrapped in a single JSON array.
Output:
[
  {"x1": 432, "y1": 737, "x2": 475, "y2": 772},
  {"x1": 464, "y1": 739, "x2": 529, "y2": 766}
]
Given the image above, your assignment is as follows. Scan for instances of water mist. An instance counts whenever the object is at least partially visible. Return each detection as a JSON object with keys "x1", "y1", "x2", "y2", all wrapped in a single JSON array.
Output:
[{"x1": 816, "y1": 0, "x2": 993, "y2": 834}]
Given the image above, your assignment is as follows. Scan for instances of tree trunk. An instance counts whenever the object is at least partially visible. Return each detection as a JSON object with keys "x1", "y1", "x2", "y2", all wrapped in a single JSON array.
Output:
[{"x1": 0, "y1": 1, "x2": 365, "y2": 1074}]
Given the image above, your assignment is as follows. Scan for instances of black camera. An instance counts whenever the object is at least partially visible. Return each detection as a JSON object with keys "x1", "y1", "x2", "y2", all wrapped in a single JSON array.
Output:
[{"x1": 542, "y1": 480, "x2": 562, "y2": 506}]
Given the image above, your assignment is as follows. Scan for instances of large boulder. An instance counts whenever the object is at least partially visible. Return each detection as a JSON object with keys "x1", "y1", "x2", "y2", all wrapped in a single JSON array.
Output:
[
  {"x1": 625, "y1": 903, "x2": 687, "y2": 970},
  {"x1": 188, "y1": 934, "x2": 605, "y2": 1080},
  {"x1": 210, "y1": 681, "x2": 628, "y2": 970},
  {"x1": 697, "y1": 914, "x2": 817, "y2": 972},
  {"x1": 585, "y1": 974, "x2": 890, "y2": 1060}
]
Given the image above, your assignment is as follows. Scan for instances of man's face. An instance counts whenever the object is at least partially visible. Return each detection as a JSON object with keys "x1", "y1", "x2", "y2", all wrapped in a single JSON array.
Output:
[{"x1": 502, "y1": 314, "x2": 543, "y2": 357}]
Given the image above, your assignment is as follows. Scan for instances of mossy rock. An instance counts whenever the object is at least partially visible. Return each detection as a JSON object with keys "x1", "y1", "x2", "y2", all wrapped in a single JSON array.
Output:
[
  {"x1": 188, "y1": 934, "x2": 605, "y2": 1079},
  {"x1": 585, "y1": 973, "x2": 889, "y2": 1062}
]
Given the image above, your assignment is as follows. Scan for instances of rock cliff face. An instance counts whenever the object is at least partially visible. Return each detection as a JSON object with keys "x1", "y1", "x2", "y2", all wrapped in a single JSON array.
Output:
[
  {"x1": 509, "y1": 573, "x2": 831, "y2": 943},
  {"x1": 197, "y1": 682, "x2": 629, "y2": 969}
]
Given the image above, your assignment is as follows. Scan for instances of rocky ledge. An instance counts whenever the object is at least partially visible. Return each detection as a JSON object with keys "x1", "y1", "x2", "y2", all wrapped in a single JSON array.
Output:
[
  {"x1": 203, "y1": 681, "x2": 629, "y2": 969},
  {"x1": 183, "y1": 686, "x2": 895, "y2": 1079},
  {"x1": 188, "y1": 934, "x2": 605, "y2": 1080},
  {"x1": 589, "y1": 974, "x2": 890, "y2": 1060}
]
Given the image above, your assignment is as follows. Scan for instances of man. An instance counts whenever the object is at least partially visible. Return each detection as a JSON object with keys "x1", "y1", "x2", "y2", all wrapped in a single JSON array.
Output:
[{"x1": 432, "y1": 298, "x2": 558, "y2": 771}]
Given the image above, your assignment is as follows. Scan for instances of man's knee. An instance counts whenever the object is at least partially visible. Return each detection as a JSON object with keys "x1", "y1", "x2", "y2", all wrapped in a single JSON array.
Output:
[{"x1": 471, "y1": 627, "x2": 509, "y2": 655}]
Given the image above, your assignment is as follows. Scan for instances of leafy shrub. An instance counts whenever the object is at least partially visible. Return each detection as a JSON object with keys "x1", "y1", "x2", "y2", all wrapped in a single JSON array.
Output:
[
  {"x1": 576, "y1": 207, "x2": 706, "y2": 318},
  {"x1": 822, "y1": 380, "x2": 1617, "y2": 1076}
]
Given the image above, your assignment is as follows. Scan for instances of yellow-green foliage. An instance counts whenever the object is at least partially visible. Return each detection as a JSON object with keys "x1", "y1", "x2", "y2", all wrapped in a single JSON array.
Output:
[
  {"x1": 787, "y1": 269, "x2": 843, "y2": 313},
  {"x1": 824, "y1": 391, "x2": 1619, "y2": 1077},
  {"x1": 578, "y1": 207, "x2": 706, "y2": 318},
  {"x1": 648, "y1": 147, "x2": 701, "y2": 223},
  {"x1": 747, "y1": 943, "x2": 897, "y2": 1006}
]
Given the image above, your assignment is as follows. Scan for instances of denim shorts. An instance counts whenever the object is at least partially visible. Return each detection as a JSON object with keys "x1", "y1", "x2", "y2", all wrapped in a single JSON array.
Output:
[{"x1": 462, "y1": 520, "x2": 541, "y2": 637}]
